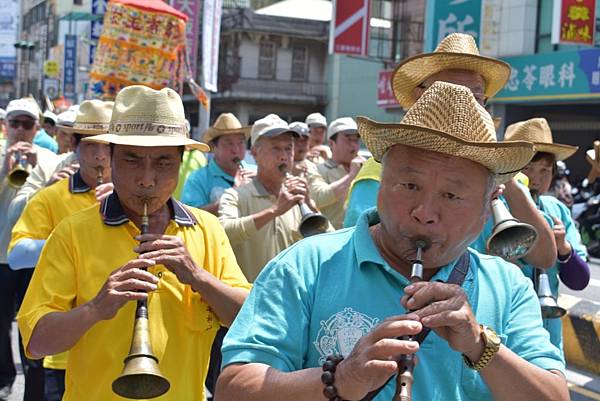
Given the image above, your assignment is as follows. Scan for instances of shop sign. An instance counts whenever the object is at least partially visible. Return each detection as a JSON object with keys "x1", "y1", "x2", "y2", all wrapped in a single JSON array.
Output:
[{"x1": 494, "y1": 48, "x2": 600, "y2": 102}]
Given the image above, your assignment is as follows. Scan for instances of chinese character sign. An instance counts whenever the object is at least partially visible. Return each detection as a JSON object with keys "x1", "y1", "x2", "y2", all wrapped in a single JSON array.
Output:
[
  {"x1": 377, "y1": 70, "x2": 399, "y2": 108},
  {"x1": 425, "y1": 0, "x2": 482, "y2": 52},
  {"x1": 330, "y1": 0, "x2": 371, "y2": 56},
  {"x1": 63, "y1": 34, "x2": 77, "y2": 103},
  {"x1": 88, "y1": 0, "x2": 188, "y2": 100},
  {"x1": 172, "y1": 0, "x2": 201, "y2": 78},
  {"x1": 89, "y1": 0, "x2": 108, "y2": 65},
  {"x1": 552, "y1": 0, "x2": 596, "y2": 45},
  {"x1": 494, "y1": 48, "x2": 600, "y2": 102}
]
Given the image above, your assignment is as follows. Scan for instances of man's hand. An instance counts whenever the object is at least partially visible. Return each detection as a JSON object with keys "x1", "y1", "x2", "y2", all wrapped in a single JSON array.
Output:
[
  {"x1": 90, "y1": 259, "x2": 158, "y2": 320},
  {"x1": 334, "y1": 316, "x2": 422, "y2": 400},
  {"x1": 95, "y1": 182, "x2": 114, "y2": 202},
  {"x1": 349, "y1": 155, "x2": 366, "y2": 177},
  {"x1": 3, "y1": 141, "x2": 37, "y2": 173},
  {"x1": 234, "y1": 168, "x2": 255, "y2": 188},
  {"x1": 46, "y1": 161, "x2": 80, "y2": 187},
  {"x1": 135, "y1": 234, "x2": 201, "y2": 287},
  {"x1": 401, "y1": 282, "x2": 483, "y2": 362},
  {"x1": 551, "y1": 216, "x2": 571, "y2": 258},
  {"x1": 270, "y1": 176, "x2": 306, "y2": 216}
]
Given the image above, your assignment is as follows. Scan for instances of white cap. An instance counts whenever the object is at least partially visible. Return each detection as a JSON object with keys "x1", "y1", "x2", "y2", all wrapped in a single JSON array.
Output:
[
  {"x1": 0, "y1": 108, "x2": 5, "y2": 119},
  {"x1": 289, "y1": 121, "x2": 309, "y2": 137},
  {"x1": 6, "y1": 98, "x2": 41, "y2": 121},
  {"x1": 251, "y1": 114, "x2": 298, "y2": 146},
  {"x1": 56, "y1": 109, "x2": 77, "y2": 128},
  {"x1": 43, "y1": 110, "x2": 57, "y2": 123},
  {"x1": 327, "y1": 117, "x2": 358, "y2": 140},
  {"x1": 305, "y1": 112, "x2": 327, "y2": 128}
]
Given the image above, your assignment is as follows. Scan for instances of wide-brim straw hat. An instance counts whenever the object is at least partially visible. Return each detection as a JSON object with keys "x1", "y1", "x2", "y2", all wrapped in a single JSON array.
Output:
[
  {"x1": 504, "y1": 118, "x2": 578, "y2": 161},
  {"x1": 60, "y1": 100, "x2": 114, "y2": 135},
  {"x1": 357, "y1": 81, "x2": 535, "y2": 184},
  {"x1": 84, "y1": 85, "x2": 209, "y2": 152},
  {"x1": 392, "y1": 33, "x2": 511, "y2": 109},
  {"x1": 202, "y1": 113, "x2": 250, "y2": 144}
]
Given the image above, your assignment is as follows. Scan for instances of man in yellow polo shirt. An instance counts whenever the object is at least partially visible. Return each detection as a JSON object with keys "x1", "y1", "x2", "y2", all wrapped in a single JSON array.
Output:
[
  {"x1": 7, "y1": 99, "x2": 113, "y2": 401},
  {"x1": 17, "y1": 85, "x2": 251, "y2": 401}
]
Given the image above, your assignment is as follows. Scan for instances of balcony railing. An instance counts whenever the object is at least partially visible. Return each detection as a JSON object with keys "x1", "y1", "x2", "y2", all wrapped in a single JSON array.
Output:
[{"x1": 216, "y1": 77, "x2": 326, "y2": 103}]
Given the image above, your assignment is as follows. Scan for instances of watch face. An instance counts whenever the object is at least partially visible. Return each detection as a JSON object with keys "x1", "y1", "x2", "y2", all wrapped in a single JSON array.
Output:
[{"x1": 483, "y1": 326, "x2": 502, "y2": 347}]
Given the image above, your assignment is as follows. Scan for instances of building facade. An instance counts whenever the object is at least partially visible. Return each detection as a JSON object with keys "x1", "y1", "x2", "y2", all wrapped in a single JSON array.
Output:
[{"x1": 213, "y1": 7, "x2": 328, "y2": 124}]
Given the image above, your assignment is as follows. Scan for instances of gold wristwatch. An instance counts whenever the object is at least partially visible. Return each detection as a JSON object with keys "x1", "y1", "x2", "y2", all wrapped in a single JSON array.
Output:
[{"x1": 462, "y1": 325, "x2": 501, "y2": 371}]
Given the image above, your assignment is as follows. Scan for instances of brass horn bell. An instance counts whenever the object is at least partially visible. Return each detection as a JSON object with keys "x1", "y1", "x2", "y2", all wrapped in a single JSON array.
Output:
[
  {"x1": 8, "y1": 151, "x2": 30, "y2": 188},
  {"x1": 298, "y1": 202, "x2": 329, "y2": 238},
  {"x1": 112, "y1": 306, "x2": 170, "y2": 399},
  {"x1": 536, "y1": 269, "x2": 566, "y2": 319},
  {"x1": 486, "y1": 198, "x2": 538, "y2": 262}
]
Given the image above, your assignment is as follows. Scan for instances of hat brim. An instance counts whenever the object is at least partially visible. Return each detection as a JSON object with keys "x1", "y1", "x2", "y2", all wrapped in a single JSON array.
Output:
[
  {"x1": 6, "y1": 110, "x2": 39, "y2": 121},
  {"x1": 392, "y1": 52, "x2": 511, "y2": 109},
  {"x1": 58, "y1": 125, "x2": 109, "y2": 136},
  {"x1": 83, "y1": 133, "x2": 210, "y2": 152},
  {"x1": 534, "y1": 143, "x2": 578, "y2": 161},
  {"x1": 357, "y1": 116, "x2": 535, "y2": 183},
  {"x1": 252, "y1": 128, "x2": 299, "y2": 145},
  {"x1": 203, "y1": 126, "x2": 251, "y2": 144}
]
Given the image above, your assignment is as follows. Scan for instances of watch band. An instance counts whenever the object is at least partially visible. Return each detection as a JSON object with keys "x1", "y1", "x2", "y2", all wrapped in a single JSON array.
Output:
[{"x1": 462, "y1": 325, "x2": 500, "y2": 371}]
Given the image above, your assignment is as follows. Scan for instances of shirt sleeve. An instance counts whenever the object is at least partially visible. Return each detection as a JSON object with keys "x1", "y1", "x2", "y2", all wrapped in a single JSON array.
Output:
[
  {"x1": 181, "y1": 169, "x2": 210, "y2": 208},
  {"x1": 343, "y1": 180, "x2": 379, "y2": 228},
  {"x1": 307, "y1": 167, "x2": 337, "y2": 209},
  {"x1": 17, "y1": 219, "x2": 78, "y2": 359},
  {"x1": 503, "y1": 269, "x2": 566, "y2": 373},
  {"x1": 9, "y1": 190, "x2": 54, "y2": 254},
  {"x1": 221, "y1": 259, "x2": 310, "y2": 372},
  {"x1": 218, "y1": 188, "x2": 257, "y2": 245},
  {"x1": 561, "y1": 203, "x2": 587, "y2": 260},
  {"x1": 199, "y1": 211, "x2": 252, "y2": 290}
]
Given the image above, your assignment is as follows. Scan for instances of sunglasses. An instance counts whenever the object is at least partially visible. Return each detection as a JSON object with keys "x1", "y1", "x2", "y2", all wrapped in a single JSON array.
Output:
[{"x1": 8, "y1": 119, "x2": 36, "y2": 130}]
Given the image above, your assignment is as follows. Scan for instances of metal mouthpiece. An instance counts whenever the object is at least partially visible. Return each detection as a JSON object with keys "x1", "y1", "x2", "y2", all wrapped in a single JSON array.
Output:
[
  {"x1": 278, "y1": 164, "x2": 288, "y2": 173},
  {"x1": 233, "y1": 157, "x2": 241, "y2": 165},
  {"x1": 410, "y1": 239, "x2": 430, "y2": 283},
  {"x1": 96, "y1": 166, "x2": 104, "y2": 186}
]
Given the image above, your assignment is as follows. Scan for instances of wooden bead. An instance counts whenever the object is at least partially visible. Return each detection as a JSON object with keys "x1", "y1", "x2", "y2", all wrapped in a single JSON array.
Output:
[
  {"x1": 323, "y1": 385, "x2": 338, "y2": 398},
  {"x1": 323, "y1": 360, "x2": 337, "y2": 372},
  {"x1": 321, "y1": 371, "x2": 334, "y2": 385}
]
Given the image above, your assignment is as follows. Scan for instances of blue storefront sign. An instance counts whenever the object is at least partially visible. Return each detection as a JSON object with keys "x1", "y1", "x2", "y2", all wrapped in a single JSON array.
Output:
[
  {"x1": 0, "y1": 57, "x2": 15, "y2": 80},
  {"x1": 89, "y1": 0, "x2": 107, "y2": 65},
  {"x1": 424, "y1": 0, "x2": 482, "y2": 52},
  {"x1": 493, "y1": 48, "x2": 600, "y2": 103},
  {"x1": 63, "y1": 34, "x2": 77, "y2": 103}
]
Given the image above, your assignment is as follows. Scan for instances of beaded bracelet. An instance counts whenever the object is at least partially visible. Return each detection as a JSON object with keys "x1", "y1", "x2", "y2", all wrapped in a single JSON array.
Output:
[{"x1": 321, "y1": 355, "x2": 344, "y2": 401}]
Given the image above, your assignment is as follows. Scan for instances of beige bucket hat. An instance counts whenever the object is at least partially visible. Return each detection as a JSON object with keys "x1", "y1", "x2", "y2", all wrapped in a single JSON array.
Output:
[
  {"x1": 202, "y1": 113, "x2": 250, "y2": 144},
  {"x1": 60, "y1": 100, "x2": 114, "y2": 135},
  {"x1": 392, "y1": 33, "x2": 511, "y2": 109},
  {"x1": 84, "y1": 85, "x2": 209, "y2": 151},
  {"x1": 504, "y1": 118, "x2": 578, "y2": 161},
  {"x1": 357, "y1": 81, "x2": 535, "y2": 183}
]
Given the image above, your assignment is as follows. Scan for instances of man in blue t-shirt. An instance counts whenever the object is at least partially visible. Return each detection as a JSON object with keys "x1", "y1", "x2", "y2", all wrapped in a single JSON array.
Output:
[
  {"x1": 215, "y1": 82, "x2": 568, "y2": 401},
  {"x1": 181, "y1": 113, "x2": 254, "y2": 215}
]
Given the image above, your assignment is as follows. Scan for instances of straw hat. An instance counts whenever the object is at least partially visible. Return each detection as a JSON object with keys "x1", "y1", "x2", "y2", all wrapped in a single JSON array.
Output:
[
  {"x1": 392, "y1": 33, "x2": 511, "y2": 109},
  {"x1": 84, "y1": 85, "x2": 209, "y2": 151},
  {"x1": 60, "y1": 100, "x2": 114, "y2": 135},
  {"x1": 504, "y1": 118, "x2": 578, "y2": 161},
  {"x1": 202, "y1": 113, "x2": 250, "y2": 144},
  {"x1": 357, "y1": 81, "x2": 535, "y2": 183}
]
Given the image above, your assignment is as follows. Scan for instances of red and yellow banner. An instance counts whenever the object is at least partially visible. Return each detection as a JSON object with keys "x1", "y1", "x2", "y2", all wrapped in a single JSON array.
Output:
[{"x1": 554, "y1": 0, "x2": 596, "y2": 45}]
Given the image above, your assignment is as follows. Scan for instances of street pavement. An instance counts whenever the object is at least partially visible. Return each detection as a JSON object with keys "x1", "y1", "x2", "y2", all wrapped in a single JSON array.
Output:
[{"x1": 5, "y1": 259, "x2": 600, "y2": 400}]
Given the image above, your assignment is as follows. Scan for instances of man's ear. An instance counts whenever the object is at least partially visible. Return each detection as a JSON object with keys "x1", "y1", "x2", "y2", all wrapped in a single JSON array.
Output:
[{"x1": 250, "y1": 145, "x2": 258, "y2": 159}]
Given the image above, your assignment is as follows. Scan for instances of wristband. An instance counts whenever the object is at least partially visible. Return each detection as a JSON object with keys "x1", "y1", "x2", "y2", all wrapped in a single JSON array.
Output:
[{"x1": 321, "y1": 355, "x2": 345, "y2": 401}]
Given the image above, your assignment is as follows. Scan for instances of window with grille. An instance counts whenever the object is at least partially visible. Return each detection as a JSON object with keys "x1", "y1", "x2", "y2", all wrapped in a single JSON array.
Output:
[
  {"x1": 291, "y1": 45, "x2": 308, "y2": 82},
  {"x1": 258, "y1": 41, "x2": 276, "y2": 79}
]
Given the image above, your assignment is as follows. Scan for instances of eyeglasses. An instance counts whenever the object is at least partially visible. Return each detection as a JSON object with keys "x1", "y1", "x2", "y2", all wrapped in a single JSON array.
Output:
[{"x1": 8, "y1": 119, "x2": 35, "y2": 130}]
